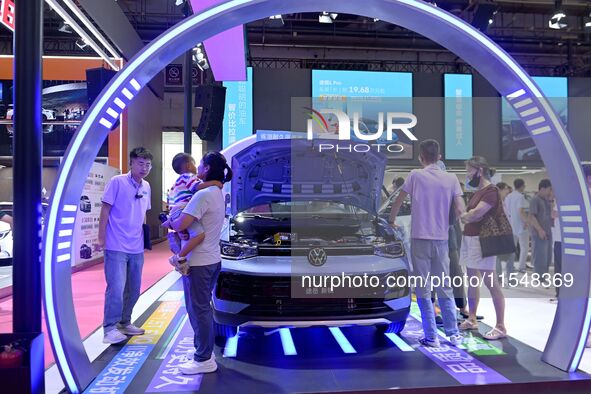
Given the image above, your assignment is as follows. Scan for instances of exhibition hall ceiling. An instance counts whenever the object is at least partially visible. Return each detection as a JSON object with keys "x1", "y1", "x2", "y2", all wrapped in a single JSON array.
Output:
[{"x1": 0, "y1": 1, "x2": 590, "y2": 75}]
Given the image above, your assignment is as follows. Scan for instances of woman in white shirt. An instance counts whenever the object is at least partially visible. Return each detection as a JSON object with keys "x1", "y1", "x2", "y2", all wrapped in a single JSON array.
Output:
[{"x1": 167, "y1": 151, "x2": 232, "y2": 375}]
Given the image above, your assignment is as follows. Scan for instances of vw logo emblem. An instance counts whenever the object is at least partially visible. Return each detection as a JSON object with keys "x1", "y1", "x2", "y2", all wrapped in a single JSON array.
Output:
[{"x1": 308, "y1": 247, "x2": 327, "y2": 267}]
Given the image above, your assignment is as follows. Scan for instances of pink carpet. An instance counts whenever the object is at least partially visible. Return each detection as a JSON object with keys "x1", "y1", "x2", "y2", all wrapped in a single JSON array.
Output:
[{"x1": 0, "y1": 241, "x2": 173, "y2": 367}]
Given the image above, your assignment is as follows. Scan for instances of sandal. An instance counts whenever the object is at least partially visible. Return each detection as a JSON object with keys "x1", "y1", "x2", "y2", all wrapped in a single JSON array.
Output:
[
  {"x1": 460, "y1": 311, "x2": 484, "y2": 320},
  {"x1": 483, "y1": 327, "x2": 507, "y2": 340},
  {"x1": 459, "y1": 320, "x2": 479, "y2": 331}
]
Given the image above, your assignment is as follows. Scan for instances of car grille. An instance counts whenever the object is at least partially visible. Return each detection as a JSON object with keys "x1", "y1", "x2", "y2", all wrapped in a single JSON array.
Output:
[
  {"x1": 257, "y1": 244, "x2": 374, "y2": 257},
  {"x1": 216, "y1": 271, "x2": 408, "y2": 318}
]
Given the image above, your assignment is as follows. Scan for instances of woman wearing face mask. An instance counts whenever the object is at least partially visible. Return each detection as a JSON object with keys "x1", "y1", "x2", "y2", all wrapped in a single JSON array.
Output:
[{"x1": 458, "y1": 156, "x2": 507, "y2": 340}]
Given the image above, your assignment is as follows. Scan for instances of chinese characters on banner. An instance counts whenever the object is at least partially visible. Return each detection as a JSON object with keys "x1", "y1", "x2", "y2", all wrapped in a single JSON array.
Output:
[
  {"x1": 146, "y1": 316, "x2": 203, "y2": 392},
  {"x1": 0, "y1": 0, "x2": 15, "y2": 31},
  {"x1": 86, "y1": 345, "x2": 152, "y2": 394},
  {"x1": 85, "y1": 301, "x2": 181, "y2": 394},
  {"x1": 444, "y1": 74, "x2": 473, "y2": 160},
  {"x1": 73, "y1": 162, "x2": 120, "y2": 267},
  {"x1": 222, "y1": 67, "x2": 253, "y2": 148}
]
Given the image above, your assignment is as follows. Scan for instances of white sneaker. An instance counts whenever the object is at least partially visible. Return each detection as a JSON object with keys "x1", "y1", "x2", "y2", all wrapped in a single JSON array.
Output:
[
  {"x1": 449, "y1": 334, "x2": 464, "y2": 347},
  {"x1": 103, "y1": 329, "x2": 127, "y2": 344},
  {"x1": 419, "y1": 337, "x2": 440, "y2": 348},
  {"x1": 185, "y1": 348, "x2": 216, "y2": 360},
  {"x1": 117, "y1": 323, "x2": 145, "y2": 336},
  {"x1": 179, "y1": 355, "x2": 218, "y2": 375}
]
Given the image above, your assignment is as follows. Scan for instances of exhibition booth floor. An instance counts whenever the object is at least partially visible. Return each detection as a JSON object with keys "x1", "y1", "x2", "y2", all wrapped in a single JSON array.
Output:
[{"x1": 73, "y1": 277, "x2": 591, "y2": 394}]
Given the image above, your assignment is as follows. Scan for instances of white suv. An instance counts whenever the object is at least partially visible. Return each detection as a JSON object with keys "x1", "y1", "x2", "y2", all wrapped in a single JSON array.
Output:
[
  {"x1": 6, "y1": 105, "x2": 57, "y2": 121},
  {"x1": 0, "y1": 202, "x2": 48, "y2": 266},
  {"x1": 213, "y1": 138, "x2": 411, "y2": 338}
]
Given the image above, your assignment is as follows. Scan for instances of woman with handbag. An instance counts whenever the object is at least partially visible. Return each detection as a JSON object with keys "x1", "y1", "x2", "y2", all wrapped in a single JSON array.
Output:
[{"x1": 458, "y1": 156, "x2": 514, "y2": 340}]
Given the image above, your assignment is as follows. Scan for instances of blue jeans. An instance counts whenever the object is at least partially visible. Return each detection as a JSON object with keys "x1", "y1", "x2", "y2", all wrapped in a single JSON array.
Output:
[
  {"x1": 103, "y1": 250, "x2": 144, "y2": 333},
  {"x1": 411, "y1": 239, "x2": 459, "y2": 341},
  {"x1": 183, "y1": 262, "x2": 221, "y2": 362}
]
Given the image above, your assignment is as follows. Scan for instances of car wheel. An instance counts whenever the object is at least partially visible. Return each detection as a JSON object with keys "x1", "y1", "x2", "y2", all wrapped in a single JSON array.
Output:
[{"x1": 375, "y1": 320, "x2": 406, "y2": 334}]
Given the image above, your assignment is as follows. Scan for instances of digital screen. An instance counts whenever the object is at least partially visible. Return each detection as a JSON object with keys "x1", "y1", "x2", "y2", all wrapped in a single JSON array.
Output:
[
  {"x1": 311, "y1": 70, "x2": 414, "y2": 159},
  {"x1": 502, "y1": 76, "x2": 567, "y2": 161},
  {"x1": 444, "y1": 74, "x2": 473, "y2": 160}
]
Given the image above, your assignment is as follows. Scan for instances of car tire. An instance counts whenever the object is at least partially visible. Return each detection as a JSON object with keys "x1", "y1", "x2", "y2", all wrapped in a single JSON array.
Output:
[{"x1": 375, "y1": 320, "x2": 406, "y2": 334}]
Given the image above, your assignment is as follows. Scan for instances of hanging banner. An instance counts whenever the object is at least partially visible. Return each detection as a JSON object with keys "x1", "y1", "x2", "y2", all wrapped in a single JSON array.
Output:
[
  {"x1": 222, "y1": 66, "x2": 253, "y2": 148},
  {"x1": 444, "y1": 74, "x2": 473, "y2": 160}
]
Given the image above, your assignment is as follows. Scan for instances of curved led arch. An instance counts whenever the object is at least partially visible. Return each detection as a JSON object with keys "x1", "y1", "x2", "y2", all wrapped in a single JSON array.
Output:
[{"x1": 42, "y1": 0, "x2": 591, "y2": 391}]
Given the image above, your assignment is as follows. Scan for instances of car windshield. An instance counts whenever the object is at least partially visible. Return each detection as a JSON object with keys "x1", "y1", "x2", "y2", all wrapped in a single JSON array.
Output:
[{"x1": 379, "y1": 190, "x2": 411, "y2": 217}]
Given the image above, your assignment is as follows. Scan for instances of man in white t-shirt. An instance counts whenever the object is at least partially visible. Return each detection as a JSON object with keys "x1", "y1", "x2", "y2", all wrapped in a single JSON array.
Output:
[
  {"x1": 389, "y1": 140, "x2": 466, "y2": 348},
  {"x1": 99, "y1": 147, "x2": 152, "y2": 344},
  {"x1": 504, "y1": 178, "x2": 530, "y2": 272}
]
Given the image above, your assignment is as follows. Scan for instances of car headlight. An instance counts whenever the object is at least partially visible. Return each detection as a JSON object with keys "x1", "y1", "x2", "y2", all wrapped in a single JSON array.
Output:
[
  {"x1": 220, "y1": 240, "x2": 257, "y2": 260},
  {"x1": 374, "y1": 241, "x2": 405, "y2": 259}
]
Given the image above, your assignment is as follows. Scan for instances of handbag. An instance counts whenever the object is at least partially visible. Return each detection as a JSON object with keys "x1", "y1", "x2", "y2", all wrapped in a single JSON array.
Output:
[
  {"x1": 478, "y1": 187, "x2": 516, "y2": 258},
  {"x1": 143, "y1": 223, "x2": 152, "y2": 250}
]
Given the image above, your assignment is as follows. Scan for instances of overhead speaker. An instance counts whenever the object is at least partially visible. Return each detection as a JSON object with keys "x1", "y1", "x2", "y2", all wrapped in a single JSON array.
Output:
[
  {"x1": 86, "y1": 67, "x2": 119, "y2": 130},
  {"x1": 194, "y1": 85, "x2": 226, "y2": 141},
  {"x1": 86, "y1": 67, "x2": 117, "y2": 107}
]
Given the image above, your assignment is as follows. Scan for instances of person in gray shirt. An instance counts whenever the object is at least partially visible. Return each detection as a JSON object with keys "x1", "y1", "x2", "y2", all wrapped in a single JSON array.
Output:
[{"x1": 528, "y1": 179, "x2": 553, "y2": 277}]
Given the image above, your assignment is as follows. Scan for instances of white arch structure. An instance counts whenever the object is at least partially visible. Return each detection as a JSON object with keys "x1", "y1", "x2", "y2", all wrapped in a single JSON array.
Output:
[{"x1": 41, "y1": 0, "x2": 591, "y2": 392}]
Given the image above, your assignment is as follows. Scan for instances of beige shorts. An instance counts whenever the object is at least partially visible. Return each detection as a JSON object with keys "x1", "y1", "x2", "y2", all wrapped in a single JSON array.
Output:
[{"x1": 460, "y1": 235, "x2": 496, "y2": 271}]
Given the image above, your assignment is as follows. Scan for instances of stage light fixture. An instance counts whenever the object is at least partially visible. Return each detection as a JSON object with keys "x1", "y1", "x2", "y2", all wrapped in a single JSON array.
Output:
[
  {"x1": 269, "y1": 14, "x2": 284, "y2": 26},
  {"x1": 471, "y1": 1, "x2": 498, "y2": 32},
  {"x1": 319, "y1": 11, "x2": 337, "y2": 24},
  {"x1": 58, "y1": 22, "x2": 72, "y2": 34},
  {"x1": 549, "y1": 1, "x2": 567, "y2": 29},
  {"x1": 75, "y1": 38, "x2": 89, "y2": 50}
]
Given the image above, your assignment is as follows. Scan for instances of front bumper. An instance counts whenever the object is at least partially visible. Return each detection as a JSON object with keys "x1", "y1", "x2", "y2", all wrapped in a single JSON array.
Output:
[{"x1": 213, "y1": 270, "x2": 410, "y2": 328}]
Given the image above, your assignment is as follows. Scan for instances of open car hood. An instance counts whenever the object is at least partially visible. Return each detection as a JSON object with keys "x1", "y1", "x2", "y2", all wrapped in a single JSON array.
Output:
[{"x1": 231, "y1": 139, "x2": 386, "y2": 215}]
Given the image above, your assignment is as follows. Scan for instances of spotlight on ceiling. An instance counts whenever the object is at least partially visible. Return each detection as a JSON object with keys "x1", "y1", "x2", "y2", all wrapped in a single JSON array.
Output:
[
  {"x1": 58, "y1": 22, "x2": 72, "y2": 34},
  {"x1": 471, "y1": 1, "x2": 498, "y2": 32},
  {"x1": 549, "y1": 1, "x2": 567, "y2": 29},
  {"x1": 192, "y1": 44, "x2": 205, "y2": 63},
  {"x1": 268, "y1": 14, "x2": 284, "y2": 26},
  {"x1": 75, "y1": 38, "x2": 89, "y2": 50},
  {"x1": 196, "y1": 59, "x2": 209, "y2": 71},
  {"x1": 319, "y1": 11, "x2": 337, "y2": 24}
]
